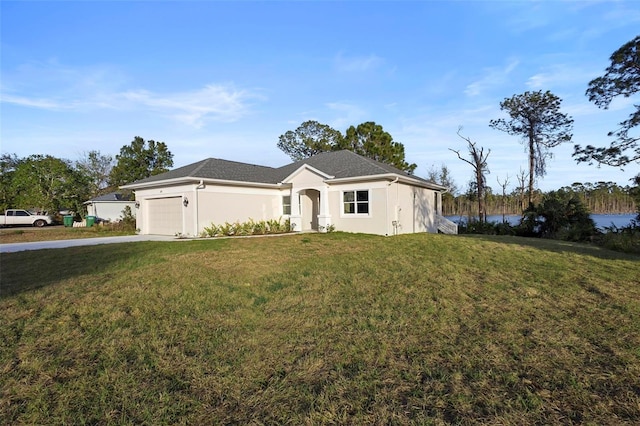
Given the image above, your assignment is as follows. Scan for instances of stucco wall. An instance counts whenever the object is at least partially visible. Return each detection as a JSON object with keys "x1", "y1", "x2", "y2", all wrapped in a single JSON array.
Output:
[
  {"x1": 327, "y1": 181, "x2": 438, "y2": 236},
  {"x1": 196, "y1": 188, "x2": 284, "y2": 233},
  {"x1": 134, "y1": 184, "x2": 191, "y2": 235},
  {"x1": 393, "y1": 183, "x2": 437, "y2": 234},
  {"x1": 133, "y1": 177, "x2": 440, "y2": 237},
  {"x1": 328, "y1": 182, "x2": 390, "y2": 236},
  {"x1": 86, "y1": 202, "x2": 136, "y2": 222},
  {"x1": 287, "y1": 167, "x2": 328, "y2": 187}
]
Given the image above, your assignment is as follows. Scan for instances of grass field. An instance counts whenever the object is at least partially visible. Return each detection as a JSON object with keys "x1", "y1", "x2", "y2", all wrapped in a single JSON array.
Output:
[
  {"x1": 0, "y1": 225, "x2": 135, "y2": 244},
  {"x1": 1, "y1": 232, "x2": 639, "y2": 424}
]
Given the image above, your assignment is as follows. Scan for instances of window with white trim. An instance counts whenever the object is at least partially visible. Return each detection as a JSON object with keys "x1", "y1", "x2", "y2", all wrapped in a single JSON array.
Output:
[
  {"x1": 343, "y1": 190, "x2": 369, "y2": 215},
  {"x1": 282, "y1": 195, "x2": 291, "y2": 215}
]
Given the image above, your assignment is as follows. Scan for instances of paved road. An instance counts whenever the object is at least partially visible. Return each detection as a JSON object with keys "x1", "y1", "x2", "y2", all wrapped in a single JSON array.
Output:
[{"x1": 0, "y1": 235, "x2": 178, "y2": 253}]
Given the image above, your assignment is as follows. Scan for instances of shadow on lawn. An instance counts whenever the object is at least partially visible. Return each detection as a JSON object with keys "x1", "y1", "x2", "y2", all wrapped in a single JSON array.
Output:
[
  {"x1": 460, "y1": 234, "x2": 640, "y2": 261},
  {"x1": 0, "y1": 241, "x2": 219, "y2": 298}
]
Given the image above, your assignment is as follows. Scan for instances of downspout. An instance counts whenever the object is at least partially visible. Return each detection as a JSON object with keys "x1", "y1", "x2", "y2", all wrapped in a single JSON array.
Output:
[
  {"x1": 437, "y1": 189, "x2": 447, "y2": 232},
  {"x1": 195, "y1": 180, "x2": 205, "y2": 236},
  {"x1": 396, "y1": 179, "x2": 400, "y2": 234},
  {"x1": 387, "y1": 177, "x2": 399, "y2": 235},
  {"x1": 385, "y1": 181, "x2": 389, "y2": 236}
]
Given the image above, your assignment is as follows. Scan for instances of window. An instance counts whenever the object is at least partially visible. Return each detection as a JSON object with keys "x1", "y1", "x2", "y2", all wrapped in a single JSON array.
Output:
[
  {"x1": 343, "y1": 190, "x2": 369, "y2": 215},
  {"x1": 282, "y1": 195, "x2": 291, "y2": 215}
]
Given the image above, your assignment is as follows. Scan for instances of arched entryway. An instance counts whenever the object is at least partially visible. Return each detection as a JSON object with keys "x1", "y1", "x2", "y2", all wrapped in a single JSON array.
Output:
[{"x1": 300, "y1": 189, "x2": 320, "y2": 231}]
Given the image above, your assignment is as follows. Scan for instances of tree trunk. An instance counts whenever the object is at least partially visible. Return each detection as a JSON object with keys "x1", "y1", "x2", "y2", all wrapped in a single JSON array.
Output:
[
  {"x1": 477, "y1": 169, "x2": 485, "y2": 223},
  {"x1": 528, "y1": 135, "x2": 535, "y2": 206}
]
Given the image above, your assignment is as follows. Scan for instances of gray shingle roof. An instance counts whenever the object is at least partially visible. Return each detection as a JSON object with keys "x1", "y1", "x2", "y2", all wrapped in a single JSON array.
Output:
[
  {"x1": 126, "y1": 158, "x2": 282, "y2": 185},
  {"x1": 275, "y1": 150, "x2": 426, "y2": 181},
  {"x1": 87, "y1": 192, "x2": 134, "y2": 202},
  {"x1": 123, "y1": 150, "x2": 438, "y2": 188}
]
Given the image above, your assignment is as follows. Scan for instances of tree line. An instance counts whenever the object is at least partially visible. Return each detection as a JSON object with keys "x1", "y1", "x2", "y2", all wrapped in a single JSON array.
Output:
[
  {"x1": 0, "y1": 137, "x2": 173, "y2": 215},
  {"x1": 439, "y1": 181, "x2": 637, "y2": 218}
]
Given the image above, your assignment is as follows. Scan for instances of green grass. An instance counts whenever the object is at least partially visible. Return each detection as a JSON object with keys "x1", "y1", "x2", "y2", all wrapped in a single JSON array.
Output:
[
  {"x1": 1, "y1": 233, "x2": 639, "y2": 424},
  {"x1": 0, "y1": 225, "x2": 135, "y2": 244}
]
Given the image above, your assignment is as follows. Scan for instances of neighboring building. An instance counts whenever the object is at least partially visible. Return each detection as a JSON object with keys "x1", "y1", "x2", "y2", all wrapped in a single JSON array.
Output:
[
  {"x1": 121, "y1": 150, "x2": 456, "y2": 236},
  {"x1": 84, "y1": 192, "x2": 136, "y2": 222}
]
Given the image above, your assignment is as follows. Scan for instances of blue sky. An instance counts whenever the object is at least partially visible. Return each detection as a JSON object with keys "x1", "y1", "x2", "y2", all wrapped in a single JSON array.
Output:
[{"x1": 2, "y1": 1, "x2": 639, "y2": 193}]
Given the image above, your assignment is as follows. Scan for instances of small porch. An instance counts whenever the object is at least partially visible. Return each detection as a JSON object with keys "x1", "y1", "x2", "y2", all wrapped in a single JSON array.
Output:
[{"x1": 289, "y1": 187, "x2": 332, "y2": 233}]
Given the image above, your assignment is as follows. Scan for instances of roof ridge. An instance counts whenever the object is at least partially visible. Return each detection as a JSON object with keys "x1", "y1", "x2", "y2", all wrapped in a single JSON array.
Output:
[
  {"x1": 189, "y1": 158, "x2": 213, "y2": 176},
  {"x1": 211, "y1": 156, "x2": 277, "y2": 170},
  {"x1": 342, "y1": 149, "x2": 406, "y2": 175}
]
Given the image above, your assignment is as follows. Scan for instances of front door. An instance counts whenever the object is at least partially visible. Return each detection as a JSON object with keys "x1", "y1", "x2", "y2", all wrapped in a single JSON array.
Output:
[{"x1": 300, "y1": 189, "x2": 320, "y2": 231}]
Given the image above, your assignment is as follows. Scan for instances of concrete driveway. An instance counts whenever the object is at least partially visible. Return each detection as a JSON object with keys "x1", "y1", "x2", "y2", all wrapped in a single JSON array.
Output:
[{"x1": 0, "y1": 235, "x2": 178, "y2": 253}]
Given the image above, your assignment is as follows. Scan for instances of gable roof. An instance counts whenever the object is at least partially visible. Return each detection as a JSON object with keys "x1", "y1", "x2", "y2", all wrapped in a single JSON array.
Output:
[
  {"x1": 276, "y1": 150, "x2": 419, "y2": 181},
  {"x1": 84, "y1": 192, "x2": 134, "y2": 203},
  {"x1": 121, "y1": 150, "x2": 445, "y2": 190},
  {"x1": 122, "y1": 157, "x2": 282, "y2": 186}
]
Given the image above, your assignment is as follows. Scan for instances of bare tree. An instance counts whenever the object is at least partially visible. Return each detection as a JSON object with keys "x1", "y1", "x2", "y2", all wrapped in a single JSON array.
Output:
[
  {"x1": 76, "y1": 150, "x2": 114, "y2": 197},
  {"x1": 496, "y1": 174, "x2": 510, "y2": 223},
  {"x1": 515, "y1": 168, "x2": 528, "y2": 212},
  {"x1": 450, "y1": 128, "x2": 491, "y2": 223}
]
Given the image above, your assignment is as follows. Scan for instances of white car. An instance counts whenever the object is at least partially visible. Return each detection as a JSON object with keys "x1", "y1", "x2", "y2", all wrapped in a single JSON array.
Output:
[{"x1": 1, "y1": 209, "x2": 54, "y2": 227}]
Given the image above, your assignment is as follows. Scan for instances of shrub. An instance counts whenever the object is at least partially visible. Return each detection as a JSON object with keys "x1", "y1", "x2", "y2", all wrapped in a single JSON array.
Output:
[
  {"x1": 595, "y1": 222, "x2": 640, "y2": 254},
  {"x1": 511, "y1": 191, "x2": 597, "y2": 242},
  {"x1": 266, "y1": 218, "x2": 283, "y2": 233},
  {"x1": 252, "y1": 219, "x2": 268, "y2": 235},
  {"x1": 202, "y1": 218, "x2": 293, "y2": 238},
  {"x1": 96, "y1": 206, "x2": 137, "y2": 233},
  {"x1": 202, "y1": 223, "x2": 220, "y2": 237},
  {"x1": 456, "y1": 219, "x2": 515, "y2": 236},
  {"x1": 120, "y1": 206, "x2": 136, "y2": 230}
]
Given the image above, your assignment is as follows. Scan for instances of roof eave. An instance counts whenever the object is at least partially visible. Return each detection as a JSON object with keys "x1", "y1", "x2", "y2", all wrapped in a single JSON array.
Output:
[
  {"x1": 280, "y1": 164, "x2": 335, "y2": 183},
  {"x1": 121, "y1": 177, "x2": 284, "y2": 190},
  {"x1": 83, "y1": 200, "x2": 133, "y2": 204},
  {"x1": 326, "y1": 173, "x2": 446, "y2": 190}
]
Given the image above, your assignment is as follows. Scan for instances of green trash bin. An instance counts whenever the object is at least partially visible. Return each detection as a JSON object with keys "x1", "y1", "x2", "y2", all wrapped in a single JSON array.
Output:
[
  {"x1": 63, "y1": 215, "x2": 74, "y2": 227},
  {"x1": 86, "y1": 216, "x2": 96, "y2": 227}
]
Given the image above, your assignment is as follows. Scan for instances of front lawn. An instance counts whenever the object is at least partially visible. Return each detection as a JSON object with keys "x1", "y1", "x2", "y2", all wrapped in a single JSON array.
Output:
[
  {"x1": 0, "y1": 224, "x2": 135, "y2": 244},
  {"x1": 1, "y1": 233, "x2": 638, "y2": 424}
]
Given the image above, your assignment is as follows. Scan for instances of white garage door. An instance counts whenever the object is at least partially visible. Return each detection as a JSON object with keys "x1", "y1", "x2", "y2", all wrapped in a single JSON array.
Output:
[{"x1": 147, "y1": 197, "x2": 183, "y2": 235}]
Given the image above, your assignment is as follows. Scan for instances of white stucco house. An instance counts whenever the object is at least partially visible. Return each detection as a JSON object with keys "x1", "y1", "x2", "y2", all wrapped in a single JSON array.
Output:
[
  {"x1": 121, "y1": 150, "x2": 457, "y2": 237},
  {"x1": 83, "y1": 192, "x2": 136, "y2": 222}
]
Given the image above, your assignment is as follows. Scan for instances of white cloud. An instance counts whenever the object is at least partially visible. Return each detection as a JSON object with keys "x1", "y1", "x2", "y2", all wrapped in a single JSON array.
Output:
[
  {"x1": 0, "y1": 94, "x2": 70, "y2": 110},
  {"x1": 334, "y1": 52, "x2": 384, "y2": 72},
  {"x1": 325, "y1": 101, "x2": 367, "y2": 130},
  {"x1": 116, "y1": 84, "x2": 260, "y2": 127},
  {"x1": 526, "y1": 64, "x2": 597, "y2": 90},
  {"x1": 464, "y1": 59, "x2": 519, "y2": 97},
  {"x1": 1, "y1": 62, "x2": 263, "y2": 128},
  {"x1": 602, "y1": 5, "x2": 640, "y2": 28}
]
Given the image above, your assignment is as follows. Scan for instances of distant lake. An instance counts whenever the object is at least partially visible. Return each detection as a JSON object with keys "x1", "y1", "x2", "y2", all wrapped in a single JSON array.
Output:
[{"x1": 446, "y1": 213, "x2": 637, "y2": 230}]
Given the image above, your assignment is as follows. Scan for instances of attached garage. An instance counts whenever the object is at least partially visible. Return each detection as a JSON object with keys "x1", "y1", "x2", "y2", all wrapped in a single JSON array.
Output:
[{"x1": 147, "y1": 197, "x2": 183, "y2": 235}]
